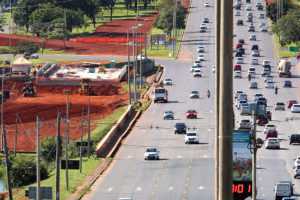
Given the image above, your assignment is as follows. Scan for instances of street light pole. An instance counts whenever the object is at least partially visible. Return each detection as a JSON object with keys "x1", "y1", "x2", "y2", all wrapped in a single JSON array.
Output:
[
  {"x1": 132, "y1": 27, "x2": 137, "y2": 103},
  {"x1": 63, "y1": 90, "x2": 71, "y2": 191},
  {"x1": 127, "y1": 29, "x2": 131, "y2": 105},
  {"x1": 172, "y1": 0, "x2": 177, "y2": 56},
  {"x1": 138, "y1": 24, "x2": 143, "y2": 89},
  {"x1": 1, "y1": 75, "x2": 4, "y2": 151}
]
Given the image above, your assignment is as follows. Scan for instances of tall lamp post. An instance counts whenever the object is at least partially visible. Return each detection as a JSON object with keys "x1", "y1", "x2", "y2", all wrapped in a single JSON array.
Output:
[
  {"x1": 127, "y1": 29, "x2": 131, "y2": 105},
  {"x1": 138, "y1": 24, "x2": 143, "y2": 89},
  {"x1": 132, "y1": 26, "x2": 137, "y2": 103}
]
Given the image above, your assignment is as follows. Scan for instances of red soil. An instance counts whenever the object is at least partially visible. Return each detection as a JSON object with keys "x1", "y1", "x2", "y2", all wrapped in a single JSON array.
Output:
[{"x1": 1, "y1": 81, "x2": 128, "y2": 151}]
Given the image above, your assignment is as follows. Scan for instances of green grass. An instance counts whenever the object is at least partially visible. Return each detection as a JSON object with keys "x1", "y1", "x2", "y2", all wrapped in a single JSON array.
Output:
[
  {"x1": 146, "y1": 29, "x2": 184, "y2": 58},
  {"x1": 0, "y1": 57, "x2": 81, "y2": 65},
  {"x1": 0, "y1": 46, "x2": 74, "y2": 56},
  {"x1": 9, "y1": 106, "x2": 128, "y2": 200},
  {"x1": 273, "y1": 34, "x2": 299, "y2": 58}
]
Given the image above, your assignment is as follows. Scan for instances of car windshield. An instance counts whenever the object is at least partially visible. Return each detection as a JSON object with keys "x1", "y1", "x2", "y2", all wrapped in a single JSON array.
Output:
[
  {"x1": 268, "y1": 139, "x2": 278, "y2": 142},
  {"x1": 165, "y1": 79, "x2": 171, "y2": 81},
  {"x1": 188, "y1": 110, "x2": 196, "y2": 113},
  {"x1": 277, "y1": 103, "x2": 284, "y2": 105},
  {"x1": 187, "y1": 133, "x2": 197, "y2": 136},
  {"x1": 176, "y1": 123, "x2": 186, "y2": 128},
  {"x1": 191, "y1": 91, "x2": 198, "y2": 94},
  {"x1": 267, "y1": 125, "x2": 275, "y2": 128},
  {"x1": 165, "y1": 110, "x2": 172, "y2": 113},
  {"x1": 241, "y1": 120, "x2": 250, "y2": 123},
  {"x1": 155, "y1": 89, "x2": 165, "y2": 93},
  {"x1": 291, "y1": 134, "x2": 300, "y2": 138},
  {"x1": 146, "y1": 148, "x2": 157, "y2": 152},
  {"x1": 293, "y1": 105, "x2": 300, "y2": 108}
]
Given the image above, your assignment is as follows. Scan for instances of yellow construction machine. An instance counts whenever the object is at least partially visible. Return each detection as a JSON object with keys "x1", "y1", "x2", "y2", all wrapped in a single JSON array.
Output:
[{"x1": 79, "y1": 78, "x2": 96, "y2": 95}]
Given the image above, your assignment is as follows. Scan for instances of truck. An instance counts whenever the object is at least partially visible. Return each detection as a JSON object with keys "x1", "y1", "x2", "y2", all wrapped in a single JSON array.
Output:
[
  {"x1": 278, "y1": 59, "x2": 292, "y2": 78},
  {"x1": 154, "y1": 87, "x2": 168, "y2": 103}
]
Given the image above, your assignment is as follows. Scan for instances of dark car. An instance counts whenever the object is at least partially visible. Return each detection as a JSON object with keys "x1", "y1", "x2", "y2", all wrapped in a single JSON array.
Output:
[
  {"x1": 251, "y1": 44, "x2": 259, "y2": 50},
  {"x1": 258, "y1": 116, "x2": 269, "y2": 126},
  {"x1": 174, "y1": 122, "x2": 187, "y2": 134},
  {"x1": 238, "y1": 39, "x2": 245, "y2": 44},
  {"x1": 257, "y1": 5, "x2": 263, "y2": 10},
  {"x1": 287, "y1": 100, "x2": 298, "y2": 108},
  {"x1": 257, "y1": 97, "x2": 267, "y2": 106},
  {"x1": 186, "y1": 110, "x2": 197, "y2": 119},
  {"x1": 235, "y1": 51, "x2": 243, "y2": 57},
  {"x1": 263, "y1": 65, "x2": 271, "y2": 72},
  {"x1": 265, "y1": 130, "x2": 278, "y2": 139},
  {"x1": 283, "y1": 80, "x2": 292, "y2": 88},
  {"x1": 247, "y1": 17, "x2": 253, "y2": 23},
  {"x1": 290, "y1": 134, "x2": 300, "y2": 145},
  {"x1": 246, "y1": 0, "x2": 251, "y2": 3},
  {"x1": 237, "y1": 19, "x2": 243, "y2": 26},
  {"x1": 297, "y1": 53, "x2": 300, "y2": 59},
  {"x1": 237, "y1": 48, "x2": 245, "y2": 54}
]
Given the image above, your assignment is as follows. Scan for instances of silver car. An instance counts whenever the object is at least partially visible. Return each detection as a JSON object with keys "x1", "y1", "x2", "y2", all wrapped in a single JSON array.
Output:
[
  {"x1": 265, "y1": 138, "x2": 280, "y2": 149},
  {"x1": 251, "y1": 58, "x2": 258, "y2": 65},
  {"x1": 163, "y1": 110, "x2": 174, "y2": 120},
  {"x1": 190, "y1": 90, "x2": 200, "y2": 98}
]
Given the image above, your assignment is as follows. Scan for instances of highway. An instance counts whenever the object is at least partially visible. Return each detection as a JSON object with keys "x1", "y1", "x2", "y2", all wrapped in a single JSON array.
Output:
[
  {"x1": 83, "y1": 0, "x2": 217, "y2": 199},
  {"x1": 233, "y1": 0, "x2": 300, "y2": 199}
]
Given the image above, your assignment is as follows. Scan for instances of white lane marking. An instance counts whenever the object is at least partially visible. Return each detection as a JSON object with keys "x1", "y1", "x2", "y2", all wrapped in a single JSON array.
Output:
[
  {"x1": 127, "y1": 155, "x2": 132, "y2": 159},
  {"x1": 169, "y1": 186, "x2": 173, "y2": 191},
  {"x1": 204, "y1": 155, "x2": 208, "y2": 158},
  {"x1": 208, "y1": 129, "x2": 212, "y2": 131},
  {"x1": 210, "y1": 110, "x2": 213, "y2": 113},
  {"x1": 177, "y1": 155, "x2": 182, "y2": 158},
  {"x1": 257, "y1": 165, "x2": 260, "y2": 167},
  {"x1": 260, "y1": 187, "x2": 263, "y2": 190},
  {"x1": 136, "y1": 187, "x2": 141, "y2": 191},
  {"x1": 262, "y1": 194, "x2": 265, "y2": 197},
  {"x1": 106, "y1": 187, "x2": 113, "y2": 192},
  {"x1": 198, "y1": 186, "x2": 205, "y2": 190},
  {"x1": 259, "y1": 178, "x2": 262, "y2": 181},
  {"x1": 156, "y1": 177, "x2": 160, "y2": 180},
  {"x1": 258, "y1": 170, "x2": 261, "y2": 173}
]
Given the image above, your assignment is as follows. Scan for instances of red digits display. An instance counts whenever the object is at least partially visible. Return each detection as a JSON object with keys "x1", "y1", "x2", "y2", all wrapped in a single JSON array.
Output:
[
  {"x1": 232, "y1": 181, "x2": 252, "y2": 200},
  {"x1": 248, "y1": 184, "x2": 251, "y2": 193}
]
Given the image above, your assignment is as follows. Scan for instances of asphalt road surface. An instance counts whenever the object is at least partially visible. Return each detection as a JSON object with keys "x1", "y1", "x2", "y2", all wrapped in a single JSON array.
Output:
[{"x1": 233, "y1": 0, "x2": 300, "y2": 199}]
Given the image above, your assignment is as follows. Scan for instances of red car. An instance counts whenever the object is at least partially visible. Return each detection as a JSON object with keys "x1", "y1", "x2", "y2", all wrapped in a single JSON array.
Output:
[
  {"x1": 235, "y1": 43, "x2": 243, "y2": 49},
  {"x1": 265, "y1": 130, "x2": 278, "y2": 139},
  {"x1": 288, "y1": 100, "x2": 298, "y2": 108},
  {"x1": 186, "y1": 110, "x2": 197, "y2": 119},
  {"x1": 234, "y1": 64, "x2": 242, "y2": 71},
  {"x1": 297, "y1": 53, "x2": 300, "y2": 59},
  {"x1": 257, "y1": 116, "x2": 268, "y2": 126}
]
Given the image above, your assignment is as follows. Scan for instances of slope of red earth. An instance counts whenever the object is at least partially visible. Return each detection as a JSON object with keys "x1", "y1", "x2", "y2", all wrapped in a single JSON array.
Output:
[{"x1": 1, "y1": 81, "x2": 127, "y2": 151}]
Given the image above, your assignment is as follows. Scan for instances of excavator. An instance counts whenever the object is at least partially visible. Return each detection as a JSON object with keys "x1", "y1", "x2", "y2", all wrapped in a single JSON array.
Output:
[
  {"x1": 23, "y1": 82, "x2": 36, "y2": 97},
  {"x1": 79, "y1": 78, "x2": 96, "y2": 96}
]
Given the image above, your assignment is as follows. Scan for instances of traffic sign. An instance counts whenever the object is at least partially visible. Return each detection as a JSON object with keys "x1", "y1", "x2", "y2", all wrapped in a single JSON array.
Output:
[
  {"x1": 28, "y1": 187, "x2": 52, "y2": 199},
  {"x1": 289, "y1": 46, "x2": 299, "y2": 52},
  {"x1": 61, "y1": 160, "x2": 80, "y2": 169},
  {"x1": 76, "y1": 141, "x2": 93, "y2": 147}
]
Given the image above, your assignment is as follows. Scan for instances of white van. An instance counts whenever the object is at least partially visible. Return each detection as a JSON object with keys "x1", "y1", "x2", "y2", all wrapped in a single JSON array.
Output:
[{"x1": 274, "y1": 183, "x2": 291, "y2": 199}]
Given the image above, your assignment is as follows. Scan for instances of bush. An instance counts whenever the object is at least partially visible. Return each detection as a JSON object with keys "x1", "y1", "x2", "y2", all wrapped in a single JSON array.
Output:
[
  {"x1": 40, "y1": 136, "x2": 60, "y2": 162},
  {"x1": 10, "y1": 156, "x2": 49, "y2": 187}
]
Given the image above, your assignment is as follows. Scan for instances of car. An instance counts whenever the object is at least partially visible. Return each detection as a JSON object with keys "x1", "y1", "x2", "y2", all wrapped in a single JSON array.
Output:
[
  {"x1": 193, "y1": 69, "x2": 202, "y2": 77},
  {"x1": 283, "y1": 80, "x2": 292, "y2": 88},
  {"x1": 261, "y1": 69, "x2": 270, "y2": 76},
  {"x1": 245, "y1": 5, "x2": 252, "y2": 11},
  {"x1": 236, "y1": 100, "x2": 248, "y2": 109},
  {"x1": 252, "y1": 50, "x2": 259, "y2": 57},
  {"x1": 194, "y1": 60, "x2": 201, "y2": 67},
  {"x1": 238, "y1": 39, "x2": 245, "y2": 44},
  {"x1": 237, "y1": 48, "x2": 245, "y2": 54},
  {"x1": 264, "y1": 124, "x2": 276, "y2": 133},
  {"x1": 237, "y1": 19, "x2": 243, "y2": 26},
  {"x1": 265, "y1": 138, "x2": 280, "y2": 149},
  {"x1": 291, "y1": 104, "x2": 300, "y2": 113},
  {"x1": 258, "y1": 13, "x2": 264, "y2": 19},
  {"x1": 200, "y1": 26, "x2": 207, "y2": 32},
  {"x1": 294, "y1": 156, "x2": 300, "y2": 166},
  {"x1": 250, "y1": 81, "x2": 258, "y2": 89},
  {"x1": 234, "y1": 71, "x2": 242, "y2": 78},
  {"x1": 212, "y1": 66, "x2": 216, "y2": 73},
  {"x1": 235, "y1": 91, "x2": 243, "y2": 99},
  {"x1": 265, "y1": 81, "x2": 274, "y2": 88},
  {"x1": 240, "y1": 104, "x2": 251, "y2": 115},
  {"x1": 290, "y1": 134, "x2": 300, "y2": 145},
  {"x1": 163, "y1": 110, "x2": 174, "y2": 120},
  {"x1": 275, "y1": 102, "x2": 285, "y2": 110},
  {"x1": 238, "y1": 93, "x2": 248, "y2": 101},
  {"x1": 198, "y1": 54, "x2": 205, "y2": 61},
  {"x1": 198, "y1": 46, "x2": 205, "y2": 53},
  {"x1": 23, "y1": 52, "x2": 39, "y2": 59},
  {"x1": 274, "y1": 183, "x2": 292, "y2": 198},
  {"x1": 279, "y1": 181, "x2": 294, "y2": 196},
  {"x1": 257, "y1": 97, "x2": 267, "y2": 106},
  {"x1": 174, "y1": 122, "x2": 186, "y2": 134},
  {"x1": 235, "y1": 11, "x2": 240, "y2": 16},
  {"x1": 257, "y1": 4, "x2": 263, "y2": 10},
  {"x1": 264, "y1": 75, "x2": 273, "y2": 82},
  {"x1": 262, "y1": 60, "x2": 270, "y2": 66},
  {"x1": 248, "y1": 67, "x2": 256, "y2": 74},
  {"x1": 235, "y1": 51, "x2": 243, "y2": 57},
  {"x1": 248, "y1": 25, "x2": 255, "y2": 32},
  {"x1": 234, "y1": 64, "x2": 242, "y2": 71},
  {"x1": 264, "y1": 65, "x2": 271, "y2": 72},
  {"x1": 190, "y1": 90, "x2": 200, "y2": 99},
  {"x1": 294, "y1": 164, "x2": 300, "y2": 179},
  {"x1": 261, "y1": 26, "x2": 268, "y2": 32},
  {"x1": 256, "y1": 2, "x2": 262, "y2": 7},
  {"x1": 235, "y1": 43, "x2": 243, "y2": 49},
  {"x1": 297, "y1": 53, "x2": 300, "y2": 59},
  {"x1": 144, "y1": 147, "x2": 159, "y2": 160},
  {"x1": 247, "y1": 12, "x2": 253, "y2": 17},
  {"x1": 237, "y1": 119, "x2": 251, "y2": 130},
  {"x1": 190, "y1": 65, "x2": 200, "y2": 72},
  {"x1": 163, "y1": 78, "x2": 172, "y2": 85},
  {"x1": 249, "y1": 34, "x2": 256, "y2": 41},
  {"x1": 247, "y1": 17, "x2": 253, "y2": 23},
  {"x1": 137, "y1": 54, "x2": 147, "y2": 60},
  {"x1": 257, "y1": 116, "x2": 269, "y2": 126},
  {"x1": 203, "y1": 18, "x2": 209, "y2": 23},
  {"x1": 265, "y1": 130, "x2": 278, "y2": 139},
  {"x1": 246, "y1": 0, "x2": 251, "y2": 3},
  {"x1": 248, "y1": 71, "x2": 255, "y2": 78},
  {"x1": 288, "y1": 100, "x2": 298, "y2": 108},
  {"x1": 204, "y1": 2, "x2": 210, "y2": 7},
  {"x1": 254, "y1": 93, "x2": 263, "y2": 101},
  {"x1": 186, "y1": 110, "x2": 197, "y2": 119},
  {"x1": 259, "y1": 21, "x2": 266, "y2": 27},
  {"x1": 251, "y1": 58, "x2": 258, "y2": 65},
  {"x1": 185, "y1": 131, "x2": 199, "y2": 144},
  {"x1": 236, "y1": 58, "x2": 243, "y2": 64},
  {"x1": 251, "y1": 44, "x2": 259, "y2": 50}
]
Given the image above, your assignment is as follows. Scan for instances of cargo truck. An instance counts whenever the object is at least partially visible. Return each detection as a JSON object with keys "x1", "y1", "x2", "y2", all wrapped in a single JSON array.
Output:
[
  {"x1": 278, "y1": 59, "x2": 292, "y2": 78},
  {"x1": 154, "y1": 87, "x2": 168, "y2": 103}
]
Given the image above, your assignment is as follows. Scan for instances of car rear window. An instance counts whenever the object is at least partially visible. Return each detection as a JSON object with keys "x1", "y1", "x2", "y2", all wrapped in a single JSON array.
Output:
[{"x1": 293, "y1": 105, "x2": 300, "y2": 108}]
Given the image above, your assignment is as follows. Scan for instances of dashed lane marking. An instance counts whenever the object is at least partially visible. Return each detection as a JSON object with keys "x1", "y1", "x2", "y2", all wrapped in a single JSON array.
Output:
[
  {"x1": 106, "y1": 187, "x2": 113, "y2": 192},
  {"x1": 198, "y1": 186, "x2": 205, "y2": 190}
]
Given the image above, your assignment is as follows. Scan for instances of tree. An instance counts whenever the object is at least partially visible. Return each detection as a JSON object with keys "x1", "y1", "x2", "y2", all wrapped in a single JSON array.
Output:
[
  {"x1": 40, "y1": 136, "x2": 58, "y2": 162},
  {"x1": 80, "y1": 0, "x2": 101, "y2": 28},
  {"x1": 100, "y1": 0, "x2": 117, "y2": 22},
  {"x1": 12, "y1": 41, "x2": 39, "y2": 56},
  {"x1": 272, "y1": 9, "x2": 300, "y2": 46},
  {"x1": 266, "y1": 0, "x2": 293, "y2": 23}
]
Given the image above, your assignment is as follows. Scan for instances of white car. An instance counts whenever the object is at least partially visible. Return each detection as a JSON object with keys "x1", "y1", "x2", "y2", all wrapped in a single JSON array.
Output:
[
  {"x1": 240, "y1": 105, "x2": 251, "y2": 115},
  {"x1": 236, "y1": 57, "x2": 244, "y2": 64},
  {"x1": 294, "y1": 156, "x2": 300, "y2": 166},
  {"x1": 234, "y1": 71, "x2": 242, "y2": 78},
  {"x1": 190, "y1": 65, "x2": 200, "y2": 72},
  {"x1": 254, "y1": 93, "x2": 263, "y2": 101},
  {"x1": 193, "y1": 69, "x2": 202, "y2": 77},
  {"x1": 259, "y1": 21, "x2": 266, "y2": 27},
  {"x1": 291, "y1": 104, "x2": 300, "y2": 113},
  {"x1": 258, "y1": 13, "x2": 264, "y2": 19},
  {"x1": 237, "y1": 100, "x2": 248, "y2": 109},
  {"x1": 163, "y1": 110, "x2": 174, "y2": 120},
  {"x1": 265, "y1": 81, "x2": 274, "y2": 88},
  {"x1": 190, "y1": 90, "x2": 200, "y2": 98},
  {"x1": 235, "y1": 11, "x2": 241, "y2": 16},
  {"x1": 204, "y1": 2, "x2": 210, "y2": 7},
  {"x1": 194, "y1": 60, "x2": 201, "y2": 67},
  {"x1": 249, "y1": 34, "x2": 256, "y2": 41},
  {"x1": 275, "y1": 102, "x2": 285, "y2": 110},
  {"x1": 198, "y1": 46, "x2": 205, "y2": 53},
  {"x1": 198, "y1": 54, "x2": 205, "y2": 61},
  {"x1": 185, "y1": 131, "x2": 200, "y2": 144},
  {"x1": 144, "y1": 147, "x2": 159, "y2": 160},
  {"x1": 265, "y1": 138, "x2": 280, "y2": 149},
  {"x1": 252, "y1": 50, "x2": 260, "y2": 57},
  {"x1": 251, "y1": 58, "x2": 258, "y2": 65},
  {"x1": 164, "y1": 78, "x2": 172, "y2": 85},
  {"x1": 261, "y1": 26, "x2": 268, "y2": 32},
  {"x1": 264, "y1": 75, "x2": 273, "y2": 82},
  {"x1": 263, "y1": 60, "x2": 270, "y2": 66},
  {"x1": 200, "y1": 26, "x2": 207, "y2": 32},
  {"x1": 137, "y1": 54, "x2": 147, "y2": 60},
  {"x1": 246, "y1": 5, "x2": 252, "y2": 11},
  {"x1": 212, "y1": 66, "x2": 216, "y2": 73},
  {"x1": 264, "y1": 124, "x2": 277, "y2": 133}
]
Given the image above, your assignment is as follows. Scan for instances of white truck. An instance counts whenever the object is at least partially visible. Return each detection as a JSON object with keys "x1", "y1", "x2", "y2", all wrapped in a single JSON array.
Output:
[{"x1": 154, "y1": 87, "x2": 168, "y2": 103}]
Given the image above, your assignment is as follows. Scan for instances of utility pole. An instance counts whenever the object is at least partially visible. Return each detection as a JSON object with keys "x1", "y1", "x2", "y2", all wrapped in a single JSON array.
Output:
[
  {"x1": 252, "y1": 110, "x2": 257, "y2": 200},
  {"x1": 144, "y1": 29, "x2": 147, "y2": 58},
  {"x1": 9, "y1": 0, "x2": 12, "y2": 53},
  {"x1": 80, "y1": 108, "x2": 83, "y2": 173},
  {"x1": 63, "y1": 8, "x2": 67, "y2": 49},
  {"x1": 1, "y1": 76, "x2": 4, "y2": 151},
  {"x1": 3, "y1": 125, "x2": 12, "y2": 200},
  {"x1": 63, "y1": 90, "x2": 71, "y2": 191},
  {"x1": 14, "y1": 113, "x2": 18, "y2": 156},
  {"x1": 172, "y1": 0, "x2": 177, "y2": 56},
  {"x1": 132, "y1": 27, "x2": 137, "y2": 103},
  {"x1": 56, "y1": 111, "x2": 61, "y2": 200},
  {"x1": 214, "y1": 0, "x2": 221, "y2": 198},
  {"x1": 36, "y1": 116, "x2": 41, "y2": 200},
  {"x1": 139, "y1": 24, "x2": 143, "y2": 89},
  {"x1": 218, "y1": 0, "x2": 233, "y2": 199},
  {"x1": 127, "y1": 29, "x2": 131, "y2": 105},
  {"x1": 88, "y1": 98, "x2": 91, "y2": 158}
]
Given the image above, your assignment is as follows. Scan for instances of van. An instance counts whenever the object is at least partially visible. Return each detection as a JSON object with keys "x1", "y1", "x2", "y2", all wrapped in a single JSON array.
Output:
[{"x1": 274, "y1": 183, "x2": 291, "y2": 200}]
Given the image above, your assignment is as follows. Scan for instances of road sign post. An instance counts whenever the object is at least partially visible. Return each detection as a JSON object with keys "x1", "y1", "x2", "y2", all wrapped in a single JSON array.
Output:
[{"x1": 28, "y1": 187, "x2": 52, "y2": 199}]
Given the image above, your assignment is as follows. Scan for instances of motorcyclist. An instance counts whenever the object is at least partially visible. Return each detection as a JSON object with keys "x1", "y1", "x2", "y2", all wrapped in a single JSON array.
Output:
[
  {"x1": 207, "y1": 89, "x2": 211, "y2": 98},
  {"x1": 275, "y1": 86, "x2": 278, "y2": 95},
  {"x1": 247, "y1": 73, "x2": 251, "y2": 81}
]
